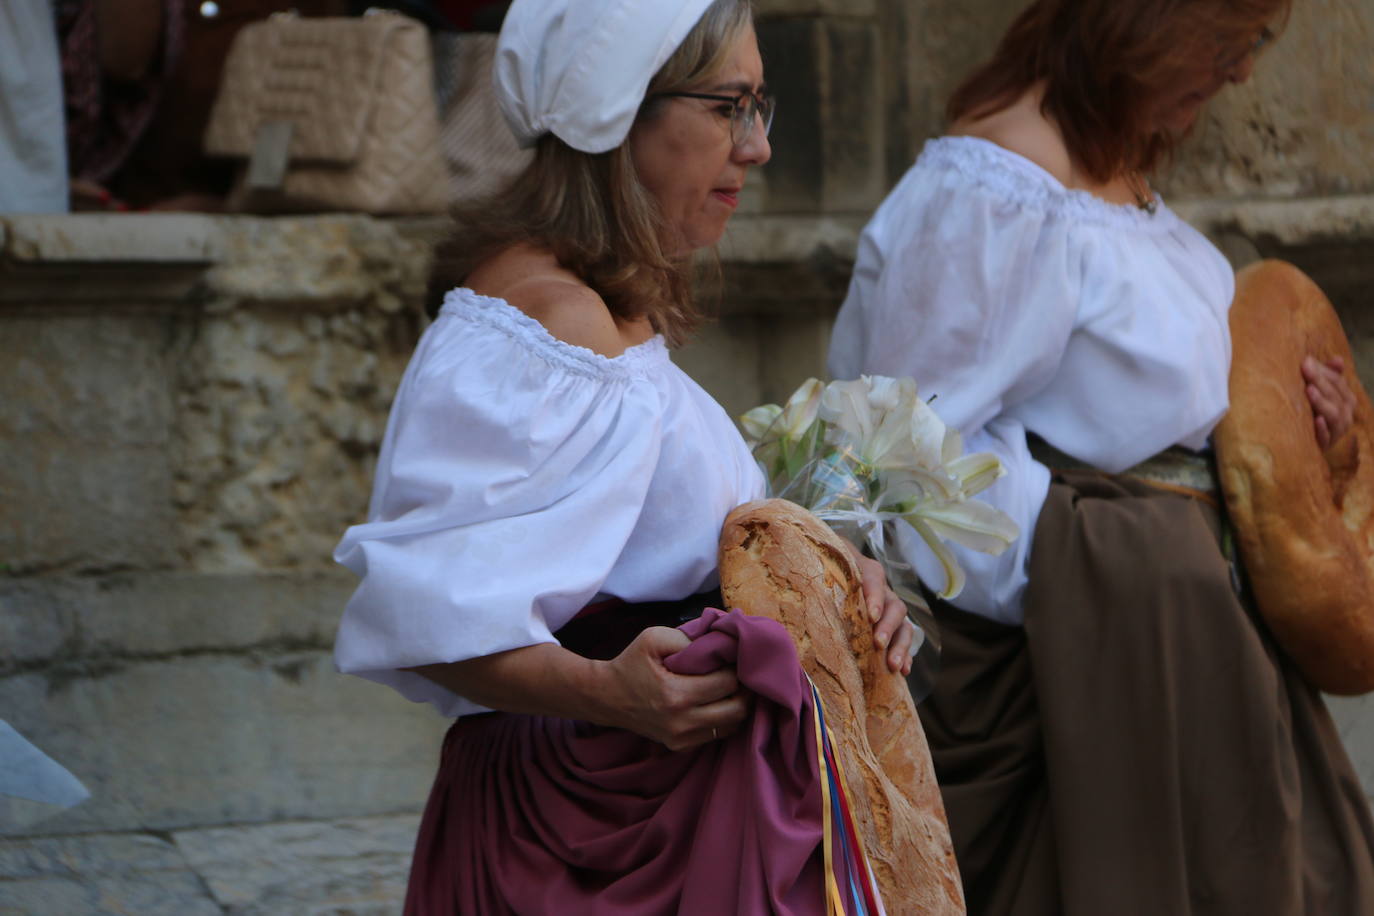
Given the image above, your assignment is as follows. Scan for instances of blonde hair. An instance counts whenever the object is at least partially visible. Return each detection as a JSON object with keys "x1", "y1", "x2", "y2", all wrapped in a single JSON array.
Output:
[{"x1": 429, "y1": 0, "x2": 754, "y2": 347}]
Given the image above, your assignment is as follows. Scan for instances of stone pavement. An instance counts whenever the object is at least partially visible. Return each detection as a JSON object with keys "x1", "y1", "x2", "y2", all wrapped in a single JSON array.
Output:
[{"x1": 0, "y1": 813, "x2": 419, "y2": 915}]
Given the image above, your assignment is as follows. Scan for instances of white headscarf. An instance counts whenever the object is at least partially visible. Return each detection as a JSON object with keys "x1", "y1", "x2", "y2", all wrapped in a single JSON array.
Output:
[{"x1": 493, "y1": 0, "x2": 721, "y2": 154}]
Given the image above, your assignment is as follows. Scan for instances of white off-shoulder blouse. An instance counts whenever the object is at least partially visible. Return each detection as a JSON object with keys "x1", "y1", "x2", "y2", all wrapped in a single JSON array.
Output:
[
  {"x1": 334, "y1": 289, "x2": 766, "y2": 717},
  {"x1": 828, "y1": 136, "x2": 1235, "y2": 625}
]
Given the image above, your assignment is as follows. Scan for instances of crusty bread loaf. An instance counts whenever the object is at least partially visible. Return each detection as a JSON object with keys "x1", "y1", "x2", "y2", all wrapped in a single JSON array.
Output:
[
  {"x1": 1215, "y1": 259, "x2": 1374, "y2": 695},
  {"x1": 719, "y1": 499, "x2": 965, "y2": 914}
]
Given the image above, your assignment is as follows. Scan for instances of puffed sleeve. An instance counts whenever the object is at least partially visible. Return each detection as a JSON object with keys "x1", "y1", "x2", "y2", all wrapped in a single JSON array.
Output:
[
  {"x1": 332, "y1": 307, "x2": 665, "y2": 717},
  {"x1": 828, "y1": 151, "x2": 1076, "y2": 623}
]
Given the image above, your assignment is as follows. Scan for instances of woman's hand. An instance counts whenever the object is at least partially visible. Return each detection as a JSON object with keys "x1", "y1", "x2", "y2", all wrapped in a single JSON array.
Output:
[
  {"x1": 842, "y1": 541, "x2": 917, "y2": 676},
  {"x1": 408, "y1": 636, "x2": 744, "y2": 751},
  {"x1": 1304, "y1": 355, "x2": 1357, "y2": 450},
  {"x1": 601, "y1": 627, "x2": 749, "y2": 751}
]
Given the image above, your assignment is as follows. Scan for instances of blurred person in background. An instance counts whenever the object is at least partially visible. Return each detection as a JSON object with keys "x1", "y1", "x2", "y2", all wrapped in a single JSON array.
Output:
[
  {"x1": 828, "y1": 0, "x2": 1374, "y2": 913},
  {"x1": 1, "y1": 0, "x2": 69, "y2": 212}
]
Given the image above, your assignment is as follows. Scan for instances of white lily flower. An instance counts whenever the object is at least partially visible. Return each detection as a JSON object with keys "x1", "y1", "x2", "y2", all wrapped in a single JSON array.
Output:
[
  {"x1": 742, "y1": 373, "x2": 1021, "y2": 602},
  {"x1": 779, "y1": 377, "x2": 824, "y2": 439},
  {"x1": 819, "y1": 377, "x2": 878, "y2": 445},
  {"x1": 911, "y1": 499, "x2": 1020, "y2": 556},
  {"x1": 908, "y1": 517, "x2": 966, "y2": 600},
  {"x1": 739, "y1": 404, "x2": 782, "y2": 445},
  {"x1": 907, "y1": 396, "x2": 952, "y2": 470},
  {"x1": 946, "y1": 451, "x2": 1007, "y2": 497}
]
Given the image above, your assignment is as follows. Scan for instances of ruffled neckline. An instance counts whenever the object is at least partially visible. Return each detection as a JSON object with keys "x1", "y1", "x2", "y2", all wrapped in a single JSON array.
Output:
[
  {"x1": 921, "y1": 136, "x2": 1181, "y2": 234},
  {"x1": 439, "y1": 287, "x2": 669, "y2": 380}
]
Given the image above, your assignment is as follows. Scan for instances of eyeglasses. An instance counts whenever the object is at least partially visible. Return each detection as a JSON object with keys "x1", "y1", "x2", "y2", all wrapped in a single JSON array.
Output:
[
  {"x1": 655, "y1": 90, "x2": 776, "y2": 148},
  {"x1": 1216, "y1": 26, "x2": 1274, "y2": 73}
]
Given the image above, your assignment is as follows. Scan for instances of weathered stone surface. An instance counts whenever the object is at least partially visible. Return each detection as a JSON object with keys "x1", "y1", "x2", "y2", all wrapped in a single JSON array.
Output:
[
  {"x1": 1331, "y1": 695, "x2": 1374, "y2": 803},
  {"x1": 758, "y1": 317, "x2": 834, "y2": 407},
  {"x1": 720, "y1": 213, "x2": 864, "y2": 264},
  {"x1": 0, "y1": 832, "x2": 220, "y2": 916},
  {"x1": 1, "y1": 653, "x2": 445, "y2": 837},
  {"x1": 169, "y1": 302, "x2": 412, "y2": 573},
  {"x1": 1167, "y1": 1, "x2": 1374, "y2": 199},
  {"x1": 674, "y1": 316, "x2": 766, "y2": 421},
  {"x1": 1174, "y1": 195, "x2": 1374, "y2": 248},
  {"x1": 173, "y1": 814, "x2": 417, "y2": 914},
  {"x1": 206, "y1": 216, "x2": 437, "y2": 315},
  {"x1": 0, "y1": 819, "x2": 416, "y2": 915},
  {"x1": 0, "y1": 871, "x2": 222, "y2": 916},
  {"x1": 0, "y1": 572, "x2": 353, "y2": 674},
  {"x1": 0, "y1": 831, "x2": 188, "y2": 881},
  {"x1": 756, "y1": 18, "x2": 886, "y2": 214},
  {"x1": 0, "y1": 214, "x2": 222, "y2": 264},
  {"x1": 0, "y1": 313, "x2": 178, "y2": 575}
]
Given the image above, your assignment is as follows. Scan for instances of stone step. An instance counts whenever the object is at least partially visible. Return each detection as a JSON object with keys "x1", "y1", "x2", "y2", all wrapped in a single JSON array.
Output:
[{"x1": 0, "y1": 813, "x2": 419, "y2": 915}]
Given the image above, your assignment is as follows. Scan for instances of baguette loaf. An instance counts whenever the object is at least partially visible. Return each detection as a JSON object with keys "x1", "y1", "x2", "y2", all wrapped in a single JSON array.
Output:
[
  {"x1": 719, "y1": 499, "x2": 965, "y2": 914},
  {"x1": 1215, "y1": 259, "x2": 1374, "y2": 694}
]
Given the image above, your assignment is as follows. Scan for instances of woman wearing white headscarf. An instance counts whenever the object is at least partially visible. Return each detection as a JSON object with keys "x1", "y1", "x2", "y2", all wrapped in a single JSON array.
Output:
[{"x1": 332, "y1": 1, "x2": 925, "y2": 912}]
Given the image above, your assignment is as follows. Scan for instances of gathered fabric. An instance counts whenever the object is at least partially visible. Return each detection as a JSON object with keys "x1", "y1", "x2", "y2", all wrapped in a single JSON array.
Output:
[
  {"x1": 404, "y1": 608, "x2": 874, "y2": 916},
  {"x1": 918, "y1": 472, "x2": 1374, "y2": 915}
]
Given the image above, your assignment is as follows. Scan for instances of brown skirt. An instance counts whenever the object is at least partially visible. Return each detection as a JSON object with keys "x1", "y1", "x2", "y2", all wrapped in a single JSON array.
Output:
[{"x1": 917, "y1": 470, "x2": 1374, "y2": 915}]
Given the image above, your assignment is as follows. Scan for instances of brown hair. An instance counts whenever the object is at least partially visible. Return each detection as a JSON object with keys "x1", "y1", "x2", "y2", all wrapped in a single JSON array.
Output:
[
  {"x1": 946, "y1": 0, "x2": 1290, "y2": 182},
  {"x1": 428, "y1": 0, "x2": 754, "y2": 347}
]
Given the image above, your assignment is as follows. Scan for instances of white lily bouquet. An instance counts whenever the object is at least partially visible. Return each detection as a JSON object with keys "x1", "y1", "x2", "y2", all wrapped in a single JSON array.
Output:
[{"x1": 740, "y1": 376, "x2": 1020, "y2": 689}]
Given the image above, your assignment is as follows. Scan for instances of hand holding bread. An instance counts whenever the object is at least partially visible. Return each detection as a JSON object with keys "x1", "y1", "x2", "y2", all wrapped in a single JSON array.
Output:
[{"x1": 1215, "y1": 260, "x2": 1374, "y2": 694}]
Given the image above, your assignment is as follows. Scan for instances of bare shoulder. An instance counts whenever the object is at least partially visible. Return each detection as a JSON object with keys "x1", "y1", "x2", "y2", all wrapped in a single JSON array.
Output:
[
  {"x1": 508, "y1": 278, "x2": 632, "y2": 357},
  {"x1": 949, "y1": 88, "x2": 1073, "y2": 187},
  {"x1": 466, "y1": 246, "x2": 634, "y2": 358}
]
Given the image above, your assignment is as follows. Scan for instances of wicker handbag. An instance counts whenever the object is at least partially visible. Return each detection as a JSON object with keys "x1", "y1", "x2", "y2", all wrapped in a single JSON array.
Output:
[{"x1": 203, "y1": 9, "x2": 448, "y2": 215}]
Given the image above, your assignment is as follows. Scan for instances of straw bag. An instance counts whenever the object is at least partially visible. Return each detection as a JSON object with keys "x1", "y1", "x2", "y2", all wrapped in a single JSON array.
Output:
[
  {"x1": 203, "y1": 9, "x2": 448, "y2": 215},
  {"x1": 432, "y1": 31, "x2": 533, "y2": 204}
]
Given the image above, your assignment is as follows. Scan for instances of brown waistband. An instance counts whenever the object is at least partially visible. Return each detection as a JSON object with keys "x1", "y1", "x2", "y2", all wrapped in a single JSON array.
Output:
[{"x1": 1028, "y1": 436, "x2": 1220, "y2": 509}]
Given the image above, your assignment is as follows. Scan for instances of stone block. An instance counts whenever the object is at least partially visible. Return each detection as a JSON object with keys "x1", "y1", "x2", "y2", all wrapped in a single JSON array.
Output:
[
  {"x1": 173, "y1": 815, "x2": 417, "y2": 914},
  {"x1": 719, "y1": 214, "x2": 860, "y2": 322},
  {"x1": 673, "y1": 316, "x2": 765, "y2": 421},
  {"x1": 758, "y1": 317, "x2": 833, "y2": 406},
  {"x1": 0, "y1": 832, "x2": 188, "y2": 881},
  {"x1": 0, "y1": 313, "x2": 177, "y2": 574},
  {"x1": 1328, "y1": 694, "x2": 1374, "y2": 805},
  {"x1": 889, "y1": 0, "x2": 1023, "y2": 168},
  {"x1": 0, "y1": 871, "x2": 221, "y2": 916},
  {"x1": 171, "y1": 304, "x2": 415, "y2": 574},
  {"x1": 756, "y1": 18, "x2": 885, "y2": 215},
  {"x1": 1, "y1": 653, "x2": 446, "y2": 836},
  {"x1": 0, "y1": 831, "x2": 219, "y2": 916},
  {"x1": 0, "y1": 215, "x2": 222, "y2": 264},
  {"x1": 0, "y1": 572, "x2": 355, "y2": 674}
]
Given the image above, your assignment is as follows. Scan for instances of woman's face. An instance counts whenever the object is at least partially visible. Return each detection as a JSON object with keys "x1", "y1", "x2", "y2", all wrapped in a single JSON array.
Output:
[
  {"x1": 1151, "y1": 28, "x2": 1267, "y2": 134},
  {"x1": 629, "y1": 25, "x2": 771, "y2": 256}
]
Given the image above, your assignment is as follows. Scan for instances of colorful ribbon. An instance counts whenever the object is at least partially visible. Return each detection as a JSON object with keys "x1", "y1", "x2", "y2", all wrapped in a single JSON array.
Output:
[{"x1": 809, "y1": 677, "x2": 886, "y2": 916}]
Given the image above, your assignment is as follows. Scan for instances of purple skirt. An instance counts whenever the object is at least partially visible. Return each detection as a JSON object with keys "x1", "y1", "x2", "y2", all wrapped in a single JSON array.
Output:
[{"x1": 404, "y1": 609, "x2": 856, "y2": 915}]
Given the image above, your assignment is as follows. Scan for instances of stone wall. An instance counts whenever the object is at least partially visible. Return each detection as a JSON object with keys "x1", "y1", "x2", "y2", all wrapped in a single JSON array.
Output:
[{"x1": 0, "y1": 215, "x2": 447, "y2": 911}]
